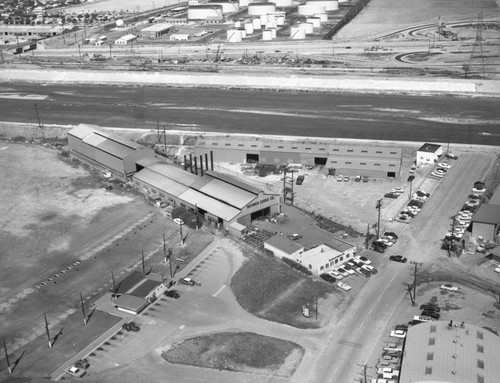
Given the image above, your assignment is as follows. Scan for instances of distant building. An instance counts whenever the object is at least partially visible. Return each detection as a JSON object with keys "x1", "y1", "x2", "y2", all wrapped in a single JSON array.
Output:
[
  {"x1": 416, "y1": 142, "x2": 443, "y2": 166},
  {"x1": 471, "y1": 204, "x2": 500, "y2": 242},
  {"x1": 169, "y1": 33, "x2": 191, "y2": 41},
  {"x1": 115, "y1": 34, "x2": 137, "y2": 45},
  {"x1": 140, "y1": 23, "x2": 173, "y2": 39},
  {"x1": 399, "y1": 320, "x2": 500, "y2": 383}
]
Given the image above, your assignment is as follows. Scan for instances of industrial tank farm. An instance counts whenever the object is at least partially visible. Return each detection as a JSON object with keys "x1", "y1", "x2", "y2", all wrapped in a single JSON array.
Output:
[
  {"x1": 248, "y1": 2, "x2": 277, "y2": 15},
  {"x1": 187, "y1": 4, "x2": 224, "y2": 20}
]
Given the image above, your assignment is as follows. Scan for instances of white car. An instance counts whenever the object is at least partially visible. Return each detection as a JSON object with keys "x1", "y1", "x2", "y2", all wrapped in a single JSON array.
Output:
[
  {"x1": 336, "y1": 267, "x2": 349, "y2": 277},
  {"x1": 362, "y1": 264, "x2": 377, "y2": 274},
  {"x1": 390, "y1": 330, "x2": 406, "y2": 338},
  {"x1": 329, "y1": 270, "x2": 343, "y2": 280},
  {"x1": 173, "y1": 218, "x2": 184, "y2": 225},
  {"x1": 66, "y1": 366, "x2": 86, "y2": 378},
  {"x1": 354, "y1": 256, "x2": 371, "y2": 265},
  {"x1": 337, "y1": 281, "x2": 352, "y2": 291},
  {"x1": 494, "y1": 266, "x2": 500, "y2": 273},
  {"x1": 437, "y1": 162, "x2": 451, "y2": 169},
  {"x1": 459, "y1": 211, "x2": 473, "y2": 218},
  {"x1": 431, "y1": 171, "x2": 444, "y2": 178},
  {"x1": 378, "y1": 238, "x2": 393, "y2": 246},
  {"x1": 472, "y1": 187, "x2": 486, "y2": 194},
  {"x1": 440, "y1": 284, "x2": 459, "y2": 292}
]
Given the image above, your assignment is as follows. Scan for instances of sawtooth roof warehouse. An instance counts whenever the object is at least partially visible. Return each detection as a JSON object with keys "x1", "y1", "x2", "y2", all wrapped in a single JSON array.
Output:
[
  {"x1": 194, "y1": 136, "x2": 403, "y2": 179},
  {"x1": 67, "y1": 125, "x2": 280, "y2": 229}
]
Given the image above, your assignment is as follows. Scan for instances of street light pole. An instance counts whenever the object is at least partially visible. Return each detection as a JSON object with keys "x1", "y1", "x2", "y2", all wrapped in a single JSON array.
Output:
[{"x1": 375, "y1": 198, "x2": 383, "y2": 239}]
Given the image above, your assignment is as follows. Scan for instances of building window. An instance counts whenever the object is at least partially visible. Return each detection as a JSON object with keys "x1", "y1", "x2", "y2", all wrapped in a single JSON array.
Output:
[
  {"x1": 430, "y1": 325, "x2": 437, "y2": 333},
  {"x1": 339, "y1": 256, "x2": 343, "y2": 261},
  {"x1": 390, "y1": 151, "x2": 397, "y2": 154},
  {"x1": 159, "y1": 193, "x2": 165, "y2": 197},
  {"x1": 477, "y1": 344, "x2": 484, "y2": 353},
  {"x1": 347, "y1": 149, "x2": 353, "y2": 152},
  {"x1": 389, "y1": 164, "x2": 395, "y2": 167},
  {"x1": 345, "y1": 162, "x2": 352, "y2": 164},
  {"x1": 360, "y1": 162, "x2": 366, "y2": 165},
  {"x1": 428, "y1": 337, "x2": 435, "y2": 346},
  {"x1": 331, "y1": 161, "x2": 338, "y2": 164},
  {"x1": 251, "y1": 145, "x2": 257, "y2": 148},
  {"x1": 212, "y1": 143, "x2": 218, "y2": 145},
  {"x1": 376, "y1": 151, "x2": 383, "y2": 153},
  {"x1": 427, "y1": 352, "x2": 434, "y2": 361},
  {"x1": 168, "y1": 198, "x2": 174, "y2": 202},
  {"x1": 332, "y1": 149, "x2": 339, "y2": 151},
  {"x1": 477, "y1": 331, "x2": 483, "y2": 340},
  {"x1": 319, "y1": 148, "x2": 325, "y2": 151},
  {"x1": 425, "y1": 367, "x2": 432, "y2": 375},
  {"x1": 305, "y1": 147, "x2": 311, "y2": 150},
  {"x1": 335, "y1": 259, "x2": 338, "y2": 264},
  {"x1": 361, "y1": 150, "x2": 368, "y2": 153},
  {"x1": 346, "y1": 254, "x2": 350, "y2": 258},
  {"x1": 477, "y1": 374, "x2": 484, "y2": 383},
  {"x1": 180, "y1": 203, "x2": 186, "y2": 207},
  {"x1": 308, "y1": 264, "x2": 312, "y2": 269},
  {"x1": 278, "y1": 146, "x2": 284, "y2": 149},
  {"x1": 477, "y1": 360, "x2": 484, "y2": 369},
  {"x1": 225, "y1": 143, "x2": 231, "y2": 146},
  {"x1": 320, "y1": 266, "x2": 324, "y2": 271},
  {"x1": 264, "y1": 145, "x2": 271, "y2": 148},
  {"x1": 292, "y1": 146, "x2": 298, "y2": 149},
  {"x1": 238, "y1": 144, "x2": 244, "y2": 147},
  {"x1": 374, "y1": 164, "x2": 381, "y2": 166}
]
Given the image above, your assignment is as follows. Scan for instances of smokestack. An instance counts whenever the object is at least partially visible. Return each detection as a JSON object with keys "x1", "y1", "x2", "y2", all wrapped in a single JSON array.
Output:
[
  {"x1": 210, "y1": 150, "x2": 214, "y2": 171},
  {"x1": 189, "y1": 154, "x2": 193, "y2": 173},
  {"x1": 184, "y1": 155, "x2": 187, "y2": 171},
  {"x1": 200, "y1": 156, "x2": 204, "y2": 176},
  {"x1": 205, "y1": 153, "x2": 209, "y2": 170},
  {"x1": 194, "y1": 157, "x2": 198, "y2": 175}
]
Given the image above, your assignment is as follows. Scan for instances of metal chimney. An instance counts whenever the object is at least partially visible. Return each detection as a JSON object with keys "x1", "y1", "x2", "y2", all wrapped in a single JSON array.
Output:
[
  {"x1": 183, "y1": 155, "x2": 187, "y2": 171},
  {"x1": 194, "y1": 157, "x2": 198, "y2": 175},
  {"x1": 210, "y1": 150, "x2": 214, "y2": 171},
  {"x1": 200, "y1": 156, "x2": 204, "y2": 176},
  {"x1": 189, "y1": 154, "x2": 193, "y2": 173},
  {"x1": 205, "y1": 153, "x2": 209, "y2": 170}
]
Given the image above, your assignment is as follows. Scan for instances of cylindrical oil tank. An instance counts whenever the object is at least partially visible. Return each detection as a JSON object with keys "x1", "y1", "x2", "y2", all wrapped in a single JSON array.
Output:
[
  {"x1": 244, "y1": 22, "x2": 254, "y2": 34},
  {"x1": 262, "y1": 29, "x2": 273, "y2": 40},
  {"x1": 298, "y1": 4, "x2": 325, "y2": 15},
  {"x1": 273, "y1": 0, "x2": 292, "y2": 6},
  {"x1": 338, "y1": 0, "x2": 348, "y2": 3},
  {"x1": 298, "y1": 22, "x2": 314, "y2": 34},
  {"x1": 268, "y1": 27, "x2": 277, "y2": 38},
  {"x1": 275, "y1": 15, "x2": 285, "y2": 25},
  {"x1": 238, "y1": 28, "x2": 247, "y2": 38},
  {"x1": 234, "y1": 20, "x2": 242, "y2": 28},
  {"x1": 306, "y1": 0, "x2": 338, "y2": 11},
  {"x1": 290, "y1": 26, "x2": 305, "y2": 39},
  {"x1": 188, "y1": 5, "x2": 223, "y2": 20},
  {"x1": 314, "y1": 13, "x2": 328, "y2": 22},
  {"x1": 248, "y1": 3, "x2": 276, "y2": 15},
  {"x1": 260, "y1": 14, "x2": 267, "y2": 25},
  {"x1": 266, "y1": 20, "x2": 276, "y2": 29},
  {"x1": 306, "y1": 16, "x2": 321, "y2": 28},
  {"x1": 226, "y1": 29, "x2": 242, "y2": 42},
  {"x1": 208, "y1": 0, "x2": 240, "y2": 13},
  {"x1": 252, "y1": 18, "x2": 262, "y2": 29},
  {"x1": 239, "y1": 0, "x2": 249, "y2": 6}
]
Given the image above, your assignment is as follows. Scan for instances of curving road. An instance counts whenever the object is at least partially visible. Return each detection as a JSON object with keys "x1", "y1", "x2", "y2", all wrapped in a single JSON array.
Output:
[{"x1": 0, "y1": 83, "x2": 499, "y2": 145}]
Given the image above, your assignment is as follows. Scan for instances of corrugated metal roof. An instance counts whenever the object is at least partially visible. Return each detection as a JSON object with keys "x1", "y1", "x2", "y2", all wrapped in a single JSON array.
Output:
[
  {"x1": 114, "y1": 294, "x2": 148, "y2": 312},
  {"x1": 134, "y1": 168, "x2": 190, "y2": 197},
  {"x1": 194, "y1": 178, "x2": 257, "y2": 209},
  {"x1": 129, "y1": 279, "x2": 161, "y2": 299},
  {"x1": 68, "y1": 124, "x2": 97, "y2": 140},
  {"x1": 114, "y1": 271, "x2": 145, "y2": 295},
  {"x1": 473, "y1": 204, "x2": 500, "y2": 225},
  {"x1": 147, "y1": 163, "x2": 200, "y2": 186},
  {"x1": 325, "y1": 238, "x2": 356, "y2": 253},
  {"x1": 141, "y1": 23, "x2": 172, "y2": 32},
  {"x1": 205, "y1": 171, "x2": 262, "y2": 195},
  {"x1": 265, "y1": 234, "x2": 304, "y2": 255},
  {"x1": 83, "y1": 133, "x2": 134, "y2": 159},
  {"x1": 179, "y1": 189, "x2": 240, "y2": 221},
  {"x1": 418, "y1": 143, "x2": 442, "y2": 153}
]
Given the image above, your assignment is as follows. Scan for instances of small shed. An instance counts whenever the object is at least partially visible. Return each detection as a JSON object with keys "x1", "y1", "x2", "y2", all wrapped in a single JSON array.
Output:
[
  {"x1": 115, "y1": 34, "x2": 137, "y2": 45},
  {"x1": 416, "y1": 143, "x2": 443, "y2": 166},
  {"x1": 228, "y1": 221, "x2": 247, "y2": 237}
]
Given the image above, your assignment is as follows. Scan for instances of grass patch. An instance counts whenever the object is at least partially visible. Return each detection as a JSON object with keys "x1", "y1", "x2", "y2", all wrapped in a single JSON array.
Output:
[
  {"x1": 231, "y1": 252, "x2": 334, "y2": 328},
  {"x1": 162, "y1": 331, "x2": 303, "y2": 377}
]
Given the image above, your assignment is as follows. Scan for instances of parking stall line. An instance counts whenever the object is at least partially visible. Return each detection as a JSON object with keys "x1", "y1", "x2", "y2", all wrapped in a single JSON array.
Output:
[{"x1": 212, "y1": 284, "x2": 226, "y2": 298}]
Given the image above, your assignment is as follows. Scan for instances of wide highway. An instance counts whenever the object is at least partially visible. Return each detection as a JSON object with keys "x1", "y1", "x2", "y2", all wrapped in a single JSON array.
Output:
[{"x1": 0, "y1": 83, "x2": 499, "y2": 145}]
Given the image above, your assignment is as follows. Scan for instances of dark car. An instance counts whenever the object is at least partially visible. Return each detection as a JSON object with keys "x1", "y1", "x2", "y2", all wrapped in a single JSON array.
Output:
[
  {"x1": 74, "y1": 358, "x2": 90, "y2": 370},
  {"x1": 384, "y1": 193, "x2": 399, "y2": 199},
  {"x1": 296, "y1": 175, "x2": 305, "y2": 185},
  {"x1": 373, "y1": 240, "x2": 388, "y2": 249},
  {"x1": 384, "y1": 231, "x2": 398, "y2": 240},
  {"x1": 420, "y1": 303, "x2": 440, "y2": 312},
  {"x1": 389, "y1": 255, "x2": 407, "y2": 263},
  {"x1": 421, "y1": 310, "x2": 440, "y2": 320},
  {"x1": 362, "y1": 176, "x2": 369, "y2": 182},
  {"x1": 320, "y1": 273, "x2": 336, "y2": 283},
  {"x1": 371, "y1": 245, "x2": 385, "y2": 253},
  {"x1": 446, "y1": 153, "x2": 458, "y2": 160},
  {"x1": 122, "y1": 322, "x2": 140, "y2": 332},
  {"x1": 165, "y1": 289, "x2": 180, "y2": 299},
  {"x1": 395, "y1": 324, "x2": 408, "y2": 332}
]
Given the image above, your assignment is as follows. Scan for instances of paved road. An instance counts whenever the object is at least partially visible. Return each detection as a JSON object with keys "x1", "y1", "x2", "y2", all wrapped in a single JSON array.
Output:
[{"x1": 0, "y1": 84, "x2": 499, "y2": 145}]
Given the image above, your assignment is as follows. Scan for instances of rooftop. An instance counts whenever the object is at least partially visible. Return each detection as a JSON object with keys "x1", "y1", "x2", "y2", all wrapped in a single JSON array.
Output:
[
  {"x1": 140, "y1": 23, "x2": 172, "y2": 32},
  {"x1": 418, "y1": 143, "x2": 442, "y2": 153},
  {"x1": 264, "y1": 234, "x2": 304, "y2": 255},
  {"x1": 298, "y1": 244, "x2": 341, "y2": 263},
  {"x1": 473, "y1": 204, "x2": 500, "y2": 225},
  {"x1": 325, "y1": 237, "x2": 356, "y2": 253}
]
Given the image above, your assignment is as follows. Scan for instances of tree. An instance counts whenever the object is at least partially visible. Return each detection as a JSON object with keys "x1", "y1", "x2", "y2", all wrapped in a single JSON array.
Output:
[{"x1": 462, "y1": 63, "x2": 470, "y2": 78}]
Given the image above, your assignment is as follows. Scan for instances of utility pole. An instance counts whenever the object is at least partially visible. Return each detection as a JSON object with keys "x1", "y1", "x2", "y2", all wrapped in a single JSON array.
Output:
[
  {"x1": 449, "y1": 214, "x2": 457, "y2": 257},
  {"x1": 163, "y1": 125, "x2": 167, "y2": 152},
  {"x1": 163, "y1": 233, "x2": 167, "y2": 263},
  {"x1": 357, "y1": 363, "x2": 372, "y2": 383},
  {"x1": 375, "y1": 198, "x2": 383, "y2": 239},
  {"x1": 111, "y1": 270, "x2": 116, "y2": 294},
  {"x1": 3, "y1": 339, "x2": 11, "y2": 374},
  {"x1": 157, "y1": 118, "x2": 160, "y2": 143},
  {"x1": 365, "y1": 223, "x2": 370, "y2": 249},
  {"x1": 179, "y1": 223, "x2": 184, "y2": 245},
  {"x1": 410, "y1": 262, "x2": 422, "y2": 306},
  {"x1": 80, "y1": 292, "x2": 87, "y2": 325},
  {"x1": 408, "y1": 178, "x2": 413, "y2": 201},
  {"x1": 44, "y1": 313, "x2": 52, "y2": 348},
  {"x1": 195, "y1": 203, "x2": 200, "y2": 230},
  {"x1": 141, "y1": 251, "x2": 145, "y2": 274},
  {"x1": 403, "y1": 282, "x2": 415, "y2": 306},
  {"x1": 34, "y1": 103, "x2": 43, "y2": 130}
]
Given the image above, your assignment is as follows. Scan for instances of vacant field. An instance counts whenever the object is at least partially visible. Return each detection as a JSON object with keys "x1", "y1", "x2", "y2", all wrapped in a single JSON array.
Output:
[
  {"x1": 162, "y1": 331, "x2": 304, "y2": 377},
  {"x1": 63, "y1": 0, "x2": 178, "y2": 13}
]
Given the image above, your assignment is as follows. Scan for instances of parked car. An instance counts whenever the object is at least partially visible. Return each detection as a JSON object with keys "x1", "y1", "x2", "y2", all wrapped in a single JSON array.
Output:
[
  {"x1": 179, "y1": 277, "x2": 197, "y2": 286},
  {"x1": 363, "y1": 264, "x2": 378, "y2": 274},
  {"x1": 378, "y1": 238, "x2": 394, "y2": 247},
  {"x1": 421, "y1": 310, "x2": 440, "y2": 319},
  {"x1": 355, "y1": 256, "x2": 372, "y2": 265},
  {"x1": 395, "y1": 324, "x2": 408, "y2": 331},
  {"x1": 389, "y1": 255, "x2": 407, "y2": 263},
  {"x1": 362, "y1": 175, "x2": 369, "y2": 182},
  {"x1": 390, "y1": 330, "x2": 406, "y2": 338},
  {"x1": 173, "y1": 217, "x2": 184, "y2": 225},
  {"x1": 336, "y1": 267, "x2": 349, "y2": 277},
  {"x1": 355, "y1": 175, "x2": 361, "y2": 182},
  {"x1": 437, "y1": 162, "x2": 451, "y2": 169},
  {"x1": 329, "y1": 270, "x2": 343, "y2": 280},
  {"x1": 384, "y1": 192, "x2": 399, "y2": 199},
  {"x1": 165, "y1": 289, "x2": 180, "y2": 299},
  {"x1": 337, "y1": 281, "x2": 352, "y2": 291},
  {"x1": 384, "y1": 231, "x2": 398, "y2": 240},
  {"x1": 296, "y1": 175, "x2": 305, "y2": 185},
  {"x1": 412, "y1": 315, "x2": 433, "y2": 323},
  {"x1": 440, "y1": 284, "x2": 459, "y2": 292},
  {"x1": 371, "y1": 245, "x2": 385, "y2": 253},
  {"x1": 320, "y1": 273, "x2": 336, "y2": 283},
  {"x1": 74, "y1": 359, "x2": 90, "y2": 370},
  {"x1": 341, "y1": 264, "x2": 356, "y2": 275},
  {"x1": 66, "y1": 365, "x2": 86, "y2": 378},
  {"x1": 122, "y1": 322, "x2": 140, "y2": 332},
  {"x1": 336, "y1": 175, "x2": 344, "y2": 182},
  {"x1": 373, "y1": 240, "x2": 388, "y2": 249},
  {"x1": 445, "y1": 152, "x2": 458, "y2": 160},
  {"x1": 343, "y1": 175, "x2": 349, "y2": 182}
]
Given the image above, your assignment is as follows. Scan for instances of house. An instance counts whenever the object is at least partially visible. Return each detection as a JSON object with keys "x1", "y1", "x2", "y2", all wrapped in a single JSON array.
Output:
[{"x1": 416, "y1": 143, "x2": 443, "y2": 166}]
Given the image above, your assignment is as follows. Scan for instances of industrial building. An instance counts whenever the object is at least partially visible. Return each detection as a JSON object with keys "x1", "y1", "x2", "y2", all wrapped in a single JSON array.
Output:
[
  {"x1": 111, "y1": 271, "x2": 166, "y2": 315},
  {"x1": 140, "y1": 23, "x2": 173, "y2": 39},
  {"x1": 67, "y1": 124, "x2": 155, "y2": 179},
  {"x1": 264, "y1": 235, "x2": 356, "y2": 276},
  {"x1": 187, "y1": 4, "x2": 224, "y2": 21},
  {"x1": 115, "y1": 34, "x2": 137, "y2": 45},
  {"x1": 399, "y1": 320, "x2": 500, "y2": 383},
  {"x1": 194, "y1": 136, "x2": 403, "y2": 179},
  {"x1": 471, "y1": 204, "x2": 500, "y2": 242},
  {"x1": 417, "y1": 143, "x2": 443, "y2": 165},
  {"x1": 132, "y1": 158, "x2": 280, "y2": 228}
]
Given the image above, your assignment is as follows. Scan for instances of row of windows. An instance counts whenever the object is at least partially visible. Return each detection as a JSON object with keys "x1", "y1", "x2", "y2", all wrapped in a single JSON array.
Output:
[
  {"x1": 330, "y1": 161, "x2": 396, "y2": 167},
  {"x1": 318, "y1": 253, "x2": 351, "y2": 271}
]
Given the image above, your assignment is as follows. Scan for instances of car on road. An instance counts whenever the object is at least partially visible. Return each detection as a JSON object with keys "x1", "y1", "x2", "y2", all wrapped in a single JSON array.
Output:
[
  {"x1": 173, "y1": 217, "x2": 184, "y2": 225},
  {"x1": 296, "y1": 175, "x2": 305, "y2": 185},
  {"x1": 384, "y1": 192, "x2": 399, "y2": 199},
  {"x1": 122, "y1": 322, "x2": 140, "y2": 332},
  {"x1": 320, "y1": 273, "x2": 336, "y2": 283},
  {"x1": 390, "y1": 330, "x2": 406, "y2": 338},
  {"x1": 389, "y1": 255, "x2": 407, "y2": 263},
  {"x1": 66, "y1": 365, "x2": 86, "y2": 378},
  {"x1": 337, "y1": 281, "x2": 352, "y2": 291},
  {"x1": 437, "y1": 162, "x2": 451, "y2": 169},
  {"x1": 179, "y1": 277, "x2": 197, "y2": 286},
  {"x1": 440, "y1": 284, "x2": 459, "y2": 292},
  {"x1": 165, "y1": 289, "x2": 180, "y2": 299}
]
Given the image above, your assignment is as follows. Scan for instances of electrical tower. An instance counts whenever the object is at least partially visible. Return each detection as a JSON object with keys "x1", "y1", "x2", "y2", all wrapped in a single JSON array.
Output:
[
  {"x1": 283, "y1": 168, "x2": 295, "y2": 205},
  {"x1": 468, "y1": 12, "x2": 486, "y2": 78}
]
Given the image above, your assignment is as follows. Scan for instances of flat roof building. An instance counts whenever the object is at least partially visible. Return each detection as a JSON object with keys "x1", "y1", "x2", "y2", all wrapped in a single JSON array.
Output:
[
  {"x1": 399, "y1": 320, "x2": 500, "y2": 383},
  {"x1": 115, "y1": 34, "x2": 137, "y2": 45},
  {"x1": 67, "y1": 124, "x2": 155, "y2": 179},
  {"x1": 471, "y1": 204, "x2": 500, "y2": 242},
  {"x1": 417, "y1": 142, "x2": 443, "y2": 166},
  {"x1": 264, "y1": 234, "x2": 305, "y2": 260},
  {"x1": 140, "y1": 23, "x2": 173, "y2": 39},
  {"x1": 194, "y1": 136, "x2": 403, "y2": 179}
]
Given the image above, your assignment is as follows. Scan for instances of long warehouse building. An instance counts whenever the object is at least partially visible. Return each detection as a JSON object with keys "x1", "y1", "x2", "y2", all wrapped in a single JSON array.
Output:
[{"x1": 193, "y1": 136, "x2": 403, "y2": 179}]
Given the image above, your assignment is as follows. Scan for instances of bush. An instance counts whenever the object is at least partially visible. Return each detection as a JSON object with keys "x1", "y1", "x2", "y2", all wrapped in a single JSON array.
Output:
[{"x1": 282, "y1": 257, "x2": 312, "y2": 275}]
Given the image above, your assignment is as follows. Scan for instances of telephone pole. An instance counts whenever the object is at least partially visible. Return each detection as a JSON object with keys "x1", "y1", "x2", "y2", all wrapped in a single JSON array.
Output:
[
  {"x1": 375, "y1": 198, "x2": 383, "y2": 239},
  {"x1": 141, "y1": 251, "x2": 145, "y2": 274},
  {"x1": 80, "y1": 292, "x2": 87, "y2": 325},
  {"x1": 357, "y1": 363, "x2": 372, "y2": 383},
  {"x1": 403, "y1": 282, "x2": 415, "y2": 306},
  {"x1": 3, "y1": 339, "x2": 11, "y2": 374},
  {"x1": 44, "y1": 313, "x2": 52, "y2": 348}
]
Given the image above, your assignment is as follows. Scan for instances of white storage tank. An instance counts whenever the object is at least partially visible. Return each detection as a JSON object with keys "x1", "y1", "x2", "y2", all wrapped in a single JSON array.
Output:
[
  {"x1": 290, "y1": 26, "x2": 305, "y2": 39},
  {"x1": 248, "y1": 3, "x2": 276, "y2": 15},
  {"x1": 268, "y1": 27, "x2": 277, "y2": 38},
  {"x1": 306, "y1": 0, "x2": 338, "y2": 11},
  {"x1": 314, "y1": 13, "x2": 328, "y2": 22},
  {"x1": 273, "y1": 0, "x2": 293, "y2": 6},
  {"x1": 262, "y1": 29, "x2": 273, "y2": 40},
  {"x1": 252, "y1": 18, "x2": 262, "y2": 29},
  {"x1": 188, "y1": 5, "x2": 224, "y2": 20},
  {"x1": 260, "y1": 14, "x2": 267, "y2": 25},
  {"x1": 266, "y1": 20, "x2": 276, "y2": 29},
  {"x1": 244, "y1": 23, "x2": 254, "y2": 34},
  {"x1": 298, "y1": 22, "x2": 314, "y2": 34},
  {"x1": 238, "y1": 28, "x2": 247, "y2": 38},
  {"x1": 306, "y1": 16, "x2": 321, "y2": 28},
  {"x1": 208, "y1": 0, "x2": 240, "y2": 13},
  {"x1": 239, "y1": 0, "x2": 249, "y2": 5},
  {"x1": 226, "y1": 29, "x2": 242, "y2": 42},
  {"x1": 234, "y1": 20, "x2": 242, "y2": 28},
  {"x1": 298, "y1": 4, "x2": 325, "y2": 15}
]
